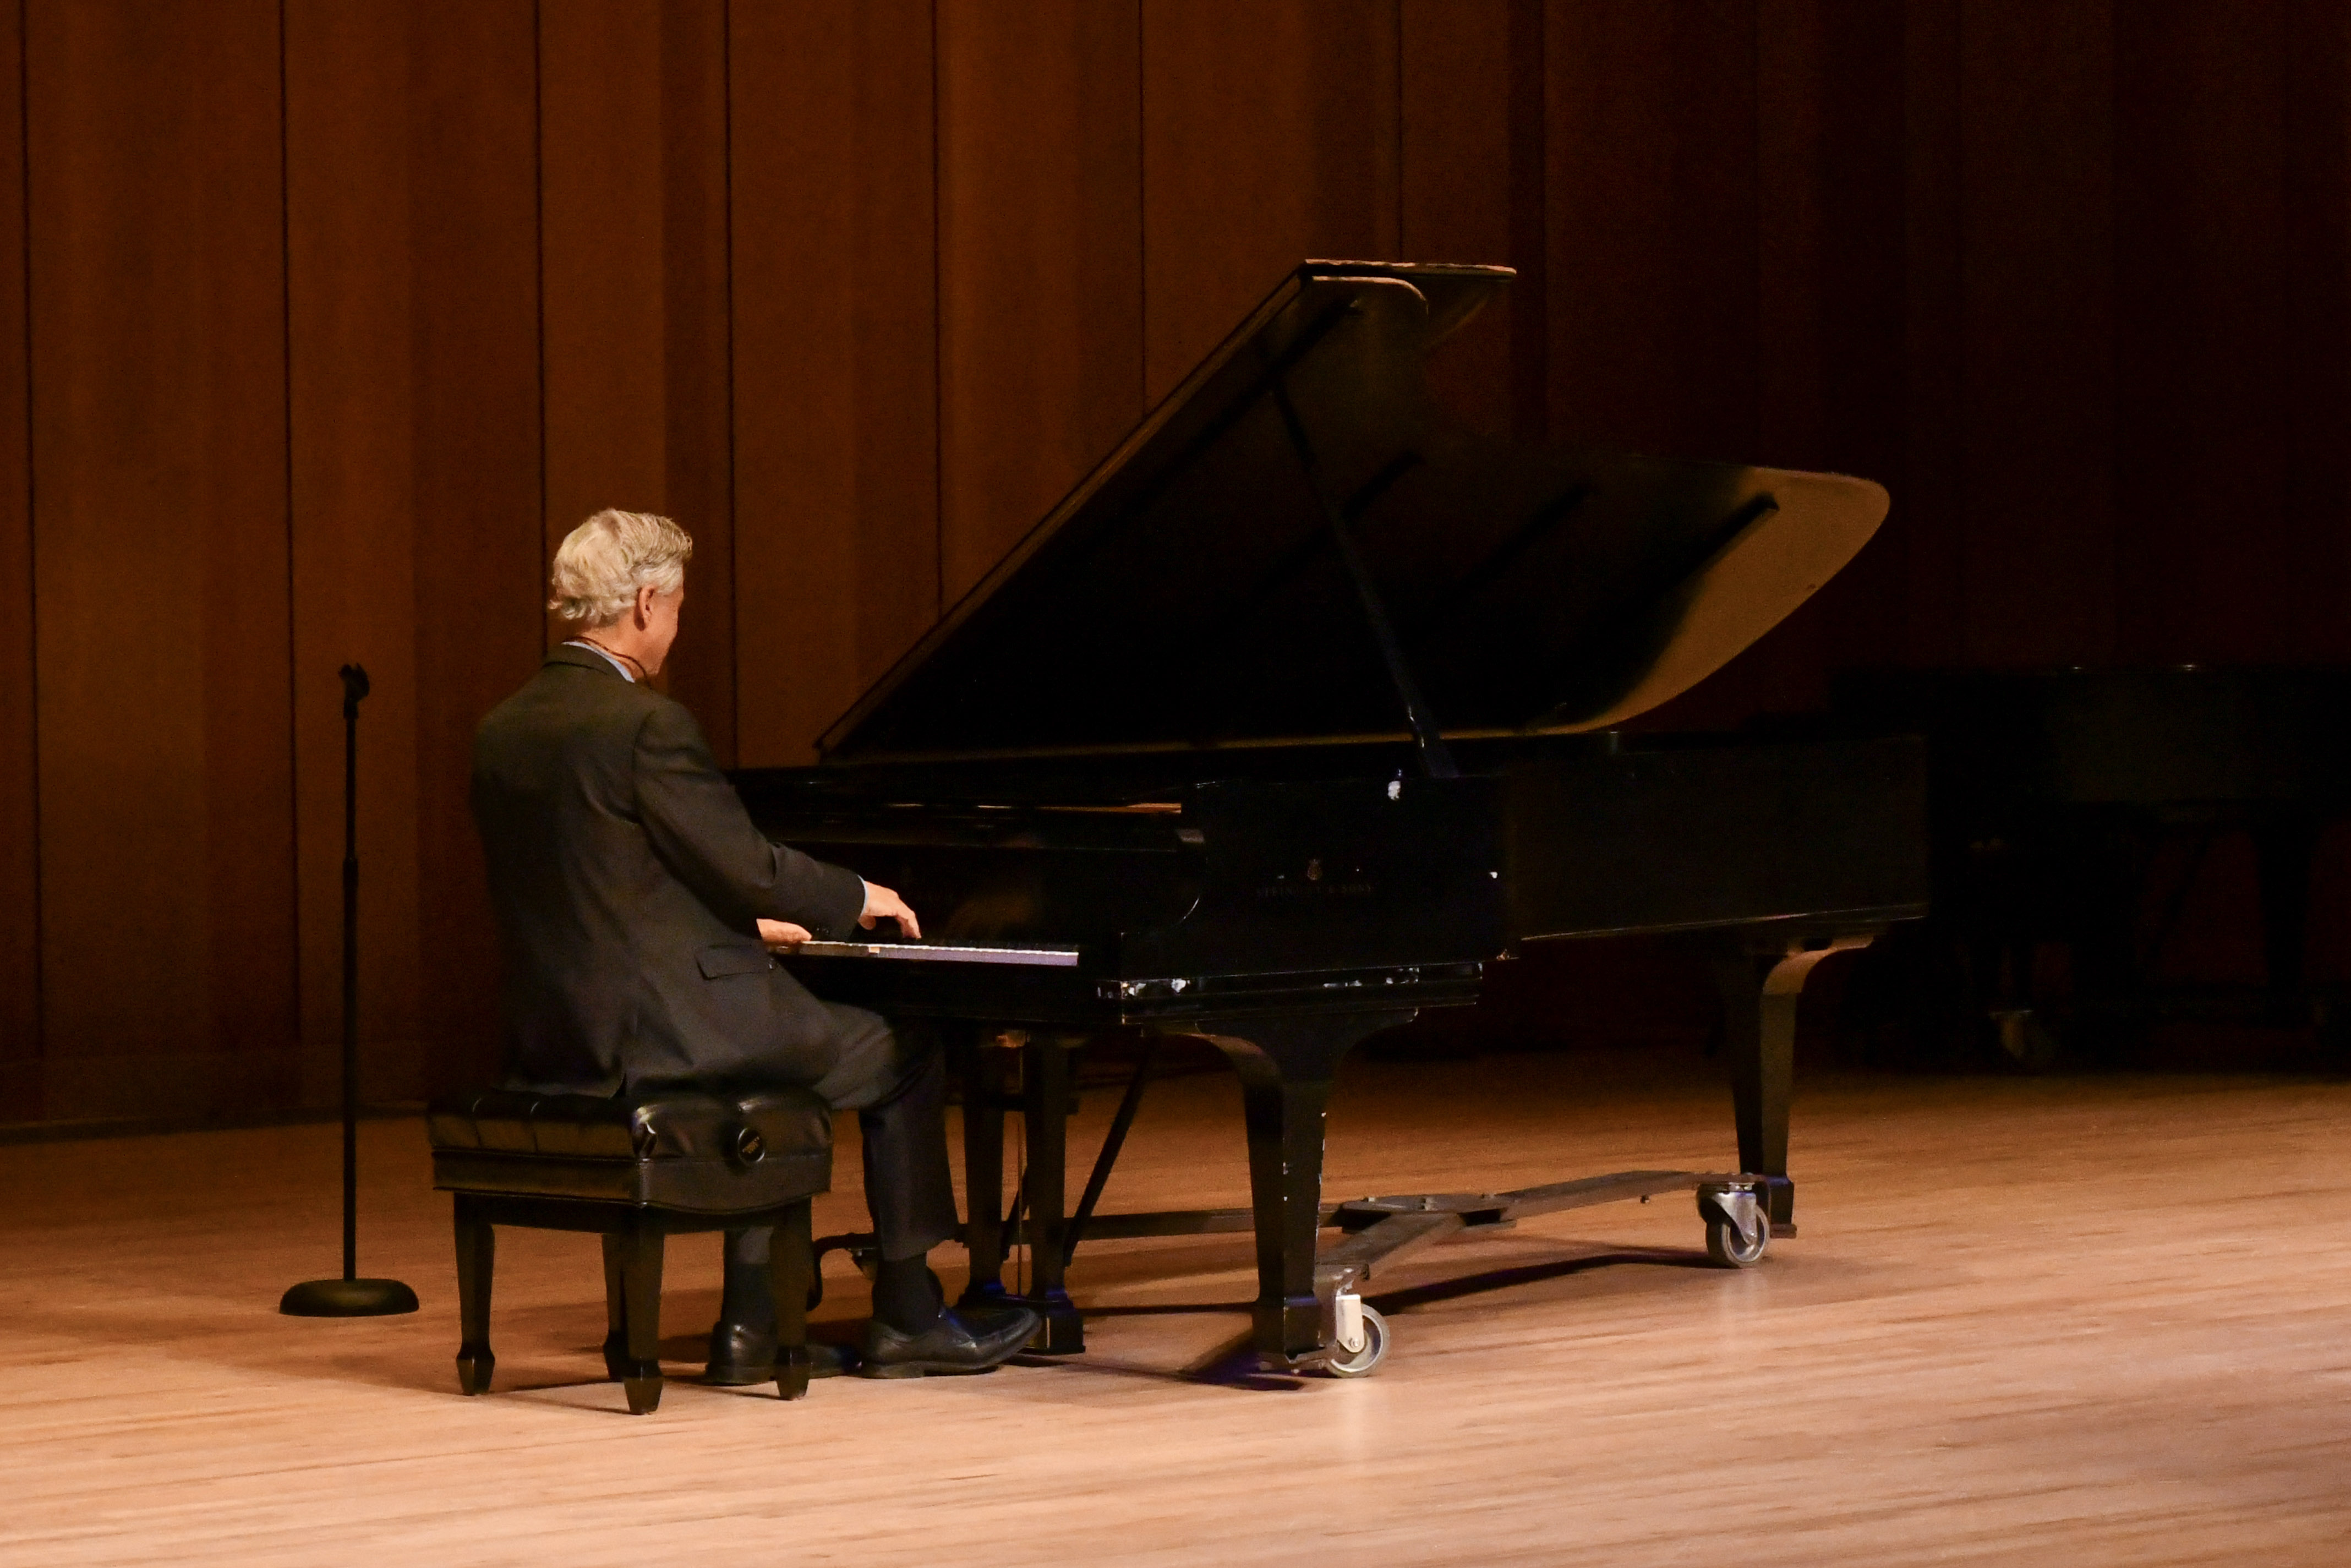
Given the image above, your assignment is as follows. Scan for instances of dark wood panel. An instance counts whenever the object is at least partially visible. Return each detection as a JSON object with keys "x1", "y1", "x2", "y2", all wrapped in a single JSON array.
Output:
[
  {"x1": 26, "y1": 0, "x2": 296, "y2": 1117},
  {"x1": 1542, "y1": 0, "x2": 1775, "y2": 734},
  {"x1": 1899, "y1": 0, "x2": 1967, "y2": 669},
  {"x1": 729, "y1": 0, "x2": 938, "y2": 767},
  {"x1": 0, "y1": 0, "x2": 35, "y2": 1114},
  {"x1": 1754, "y1": 1, "x2": 1909, "y2": 484},
  {"x1": 2276, "y1": 0, "x2": 2351, "y2": 666},
  {"x1": 1399, "y1": 0, "x2": 1518, "y2": 440},
  {"x1": 408, "y1": 0, "x2": 544, "y2": 1096},
  {"x1": 936, "y1": 0, "x2": 1143, "y2": 605},
  {"x1": 539, "y1": 0, "x2": 735, "y2": 759},
  {"x1": 1140, "y1": 0, "x2": 1402, "y2": 402},
  {"x1": 285, "y1": 0, "x2": 426, "y2": 1104},
  {"x1": 1504, "y1": 0, "x2": 1550, "y2": 446},
  {"x1": 658, "y1": 0, "x2": 737, "y2": 759},
  {"x1": 2114, "y1": 0, "x2": 2351, "y2": 666},
  {"x1": 1663, "y1": 0, "x2": 1910, "y2": 726},
  {"x1": 9, "y1": 0, "x2": 2351, "y2": 1126},
  {"x1": 1958, "y1": 0, "x2": 2115, "y2": 665},
  {"x1": 1544, "y1": 0, "x2": 1758, "y2": 461},
  {"x1": 541, "y1": 3, "x2": 669, "y2": 559}
]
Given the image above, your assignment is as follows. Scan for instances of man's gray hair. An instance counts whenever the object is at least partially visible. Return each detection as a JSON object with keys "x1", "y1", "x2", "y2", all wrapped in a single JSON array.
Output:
[{"x1": 548, "y1": 509, "x2": 694, "y2": 627}]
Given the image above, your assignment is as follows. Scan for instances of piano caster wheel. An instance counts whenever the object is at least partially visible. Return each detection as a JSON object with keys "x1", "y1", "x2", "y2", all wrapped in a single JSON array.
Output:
[
  {"x1": 1324, "y1": 1303, "x2": 1390, "y2": 1378},
  {"x1": 456, "y1": 1346, "x2": 495, "y2": 1396},
  {"x1": 1704, "y1": 1209, "x2": 1770, "y2": 1268}
]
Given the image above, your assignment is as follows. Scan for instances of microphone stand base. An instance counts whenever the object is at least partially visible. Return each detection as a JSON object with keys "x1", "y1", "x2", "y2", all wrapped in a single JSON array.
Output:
[{"x1": 280, "y1": 1277, "x2": 420, "y2": 1317}]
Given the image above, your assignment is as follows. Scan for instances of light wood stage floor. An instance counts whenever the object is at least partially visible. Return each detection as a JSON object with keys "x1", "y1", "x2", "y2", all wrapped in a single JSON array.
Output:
[{"x1": 3, "y1": 1053, "x2": 2347, "y2": 1565}]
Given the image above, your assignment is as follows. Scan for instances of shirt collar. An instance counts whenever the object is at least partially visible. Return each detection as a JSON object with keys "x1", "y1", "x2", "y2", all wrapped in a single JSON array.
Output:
[{"x1": 561, "y1": 640, "x2": 634, "y2": 682}]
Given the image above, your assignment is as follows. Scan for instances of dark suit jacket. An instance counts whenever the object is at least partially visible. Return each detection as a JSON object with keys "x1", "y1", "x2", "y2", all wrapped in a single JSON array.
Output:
[{"x1": 471, "y1": 644, "x2": 868, "y2": 1094}]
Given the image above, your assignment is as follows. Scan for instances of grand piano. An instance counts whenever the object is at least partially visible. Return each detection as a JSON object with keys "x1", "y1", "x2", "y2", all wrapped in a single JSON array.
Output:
[{"x1": 733, "y1": 262, "x2": 1927, "y2": 1375}]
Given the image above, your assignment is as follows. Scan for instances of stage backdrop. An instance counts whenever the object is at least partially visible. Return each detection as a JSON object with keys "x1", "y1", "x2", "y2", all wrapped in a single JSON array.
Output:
[{"x1": 0, "y1": 0, "x2": 2344, "y2": 1123}]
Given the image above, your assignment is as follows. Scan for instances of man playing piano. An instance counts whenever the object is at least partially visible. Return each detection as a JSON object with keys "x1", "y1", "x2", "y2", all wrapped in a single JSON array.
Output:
[{"x1": 469, "y1": 508, "x2": 1037, "y2": 1379}]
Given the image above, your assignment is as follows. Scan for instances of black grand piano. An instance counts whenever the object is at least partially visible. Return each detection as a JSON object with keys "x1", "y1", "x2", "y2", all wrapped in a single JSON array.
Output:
[{"x1": 734, "y1": 262, "x2": 1926, "y2": 1375}]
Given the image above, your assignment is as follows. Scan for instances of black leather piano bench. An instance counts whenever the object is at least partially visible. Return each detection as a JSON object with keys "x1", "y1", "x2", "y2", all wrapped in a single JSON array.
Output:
[{"x1": 426, "y1": 1087, "x2": 832, "y2": 1415}]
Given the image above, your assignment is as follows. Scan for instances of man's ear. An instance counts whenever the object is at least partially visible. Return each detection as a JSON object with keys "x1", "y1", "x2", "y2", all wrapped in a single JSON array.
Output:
[{"x1": 635, "y1": 583, "x2": 657, "y2": 627}]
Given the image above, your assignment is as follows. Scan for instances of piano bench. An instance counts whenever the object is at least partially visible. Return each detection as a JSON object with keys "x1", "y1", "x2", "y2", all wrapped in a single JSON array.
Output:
[{"x1": 425, "y1": 1086, "x2": 833, "y2": 1415}]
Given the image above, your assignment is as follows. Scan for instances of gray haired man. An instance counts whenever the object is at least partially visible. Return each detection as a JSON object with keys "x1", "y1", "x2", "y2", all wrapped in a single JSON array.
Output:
[{"x1": 471, "y1": 508, "x2": 1035, "y2": 1378}]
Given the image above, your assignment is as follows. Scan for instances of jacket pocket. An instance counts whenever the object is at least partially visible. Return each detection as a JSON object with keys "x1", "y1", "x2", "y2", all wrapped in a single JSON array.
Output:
[{"x1": 697, "y1": 942, "x2": 775, "y2": 980}]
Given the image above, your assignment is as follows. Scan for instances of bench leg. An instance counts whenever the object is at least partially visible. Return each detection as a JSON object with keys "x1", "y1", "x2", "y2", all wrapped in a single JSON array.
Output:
[
  {"x1": 453, "y1": 1196, "x2": 495, "y2": 1395},
  {"x1": 599, "y1": 1232, "x2": 628, "y2": 1381},
  {"x1": 768, "y1": 1200, "x2": 813, "y2": 1400},
  {"x1": 618, "y1": 1215, "x2": 666, "y2": 1414}
]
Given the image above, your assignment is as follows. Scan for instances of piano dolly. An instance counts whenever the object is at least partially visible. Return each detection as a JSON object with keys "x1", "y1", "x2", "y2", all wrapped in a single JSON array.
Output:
[{"x1": 811, "y1": 931, "x2": 1875, "y2": 1376}]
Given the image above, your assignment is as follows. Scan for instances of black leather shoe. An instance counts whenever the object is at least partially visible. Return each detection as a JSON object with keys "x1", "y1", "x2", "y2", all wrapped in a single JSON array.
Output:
[
  {"x1": 859, "y1": 1304, "x2": 1040, "y2": 1378},
  {"x1": 704, "y1": 1321, "x2": 855, "y2": 1383}
]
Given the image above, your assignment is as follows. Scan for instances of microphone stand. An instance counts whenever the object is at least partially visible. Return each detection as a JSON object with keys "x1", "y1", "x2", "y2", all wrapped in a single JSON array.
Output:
[{"x1": 281, "y1": 664, "x2": 419, "y2": 1318}]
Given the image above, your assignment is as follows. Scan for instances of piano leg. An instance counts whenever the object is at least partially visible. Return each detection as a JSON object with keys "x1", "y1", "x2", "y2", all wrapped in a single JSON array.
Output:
[
  {"x1": 1716, "y1": 937, "x2": 1873, "y2": 1234},
  {"x1": 1202, "y1": 1010, "x2": 1413, "y2": 1368},
  {"x1": 958, "y1": 1037, "x2": 1009, "y2": 1308},
  {"x1": 1020, "y1": 1038, "x2": 1084, "y2": 1353}
]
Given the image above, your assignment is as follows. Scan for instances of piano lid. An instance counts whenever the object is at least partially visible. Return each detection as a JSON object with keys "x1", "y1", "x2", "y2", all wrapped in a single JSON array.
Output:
[{"x1": 820, "y1": 261, "x2": 1889, "y2": 766}]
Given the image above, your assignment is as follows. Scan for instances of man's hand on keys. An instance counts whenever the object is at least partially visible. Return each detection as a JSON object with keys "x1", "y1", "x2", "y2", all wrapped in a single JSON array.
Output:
[
  {"x1": 757, "y1": 919, "x2": 812, "y2": 952},
  {"x1": 859, "y1": 881, "x2": 922, "y2": 940}
]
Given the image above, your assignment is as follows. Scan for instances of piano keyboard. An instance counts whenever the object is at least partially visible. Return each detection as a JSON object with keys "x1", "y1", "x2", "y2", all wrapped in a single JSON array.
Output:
[{"x1": 792, "y1": 939, "x2": 1081, "y2": 968}]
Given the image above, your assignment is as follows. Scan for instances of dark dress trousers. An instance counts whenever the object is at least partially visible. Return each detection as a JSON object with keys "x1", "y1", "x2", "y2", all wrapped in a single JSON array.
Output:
[{"x1": 471, "y1": 643, "x2": 958, "y2": 1260}]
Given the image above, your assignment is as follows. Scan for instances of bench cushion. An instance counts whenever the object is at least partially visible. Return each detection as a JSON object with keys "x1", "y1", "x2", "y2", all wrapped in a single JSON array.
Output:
[{"x1": 428, "y1": 1087, "x2": 832, "y2": 1214}]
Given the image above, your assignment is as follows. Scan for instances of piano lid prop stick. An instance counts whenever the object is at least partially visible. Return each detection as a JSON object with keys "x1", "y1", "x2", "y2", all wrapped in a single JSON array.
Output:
[
  {"x1": 280, "y1": 664, "x2": 419, "y2": 1319},
  {"x1": 1267, "y1": 376, "x2": 1458, "y2": 779}
]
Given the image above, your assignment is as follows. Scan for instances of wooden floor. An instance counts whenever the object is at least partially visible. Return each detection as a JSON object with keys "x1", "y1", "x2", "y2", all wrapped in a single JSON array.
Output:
[{"x1": 3, "y1": 1052, "x2": 2348, "y2": 1565}]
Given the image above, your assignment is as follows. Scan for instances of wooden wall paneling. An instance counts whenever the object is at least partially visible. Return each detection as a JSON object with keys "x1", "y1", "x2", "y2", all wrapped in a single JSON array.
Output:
[
  {"x1": 539, "y1": 0, "x2": 735, "y2": 759},
  {"x1": 730, "y1": 1, "x2": 939, "y2": 768},
  {"x1": 1543, "y1": 0, "x2": 1758, "y2": 462},
  {"x1": 1399, "y1": 0, "x2": 1518, "y2": 440},
  {"x1": 408, "y1": 0, "x2": 545, "y2": 1095},
  {"x1": 1543, "y1": 0, "x2": 1773, "y2": 733},
  {"x1": 2114, "y1": 2, "x2": 2350, "y2": 666},
  {"x1": 2112, "y1": 1, "x2": 2276, "y2": 665},
  {"x1": 1957, "y1": 0, "x2": 2115, "y2": 666},
  {"x1": 1140, "y1": 0, "x2": 1402, "y2": 403},
  {"x1": 1667, "y1": 0, "x2": 1823, "y2": 728},
  {"x1": 2277, "y1": 0, "x2": 2351, "y2": 665},
  {"x1": 1722, "y1": 0, "x2": 1912, "y2": 719},
  {"x1": 936, "y1": 1, "x2": 1143, "y2": 605},
  {"x1": 0, "y1": 0, "x2": 34, "y2": 1115},
  {"x1": 658, "y1": 0, "x2": 737, "y2": 757},
  {"x1": 285, "y1": 0, "x2": 425, "y2": 1105},
  {"x1": 26, "y1": 0, "x2": 296, "y2": 1118},
  {"x1": 540, "y1": 3, "x2": 670, "y2": 580},
  {"x1": 1900, "y1": 0, "x2": 1967, "y2": 669},
  {"x1": 1756, "y1": 0, "x2": 1909, "y2": 481},
  {"x1": 1505, "y1": 0, "x2": 1549, "y2": 445}
]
